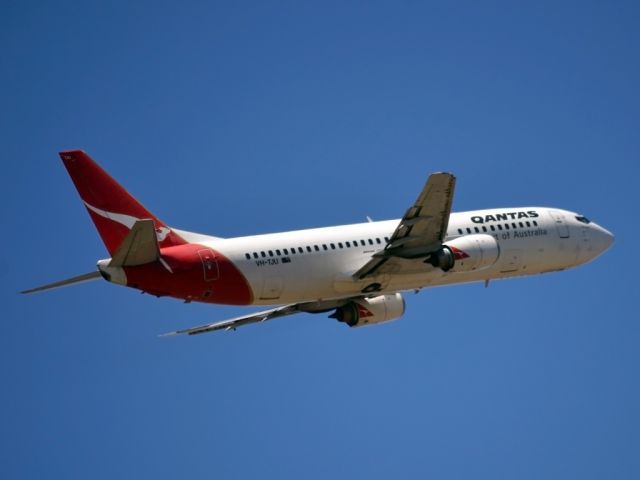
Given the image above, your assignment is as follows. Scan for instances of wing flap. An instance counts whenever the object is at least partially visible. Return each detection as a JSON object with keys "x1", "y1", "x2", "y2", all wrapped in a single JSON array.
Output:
[
  {"x1": 354, "y1": 172, "x2": 456, "y2": 279},
  {"x1": 386, "y1": 172, "x2": 456, "y2": 255}
]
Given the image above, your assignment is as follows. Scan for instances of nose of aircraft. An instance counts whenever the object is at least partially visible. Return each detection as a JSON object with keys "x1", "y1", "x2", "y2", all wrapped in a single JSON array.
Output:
[{"x1": 591, "y1": 223, "x2": 615, "y2": 255}]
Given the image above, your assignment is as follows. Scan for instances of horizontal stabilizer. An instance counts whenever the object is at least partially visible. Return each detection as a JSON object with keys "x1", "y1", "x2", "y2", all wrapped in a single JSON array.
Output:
[
  {"x1": 21, "y1": 271, "x2": 102, "y2": 294},
  {"x1": 109, "y1": 219, "x2": 159, "y2": 267}
]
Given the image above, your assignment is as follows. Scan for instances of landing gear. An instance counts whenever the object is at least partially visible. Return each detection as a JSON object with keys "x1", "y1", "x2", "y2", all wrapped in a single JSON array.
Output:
[{"x1": 361, "y1": 282, "x2": 382, "y2": 293}]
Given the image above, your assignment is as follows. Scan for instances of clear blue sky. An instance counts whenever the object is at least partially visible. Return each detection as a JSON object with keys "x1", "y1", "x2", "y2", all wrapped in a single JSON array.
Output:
[{"x1": 2, "y1": 1, "x2": 639, "y2": 478}]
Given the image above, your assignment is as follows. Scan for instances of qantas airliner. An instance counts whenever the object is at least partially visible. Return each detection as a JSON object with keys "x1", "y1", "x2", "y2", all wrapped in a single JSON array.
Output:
[{"x1": 23, "y1": 151, "x2": 614, "y2": 335}]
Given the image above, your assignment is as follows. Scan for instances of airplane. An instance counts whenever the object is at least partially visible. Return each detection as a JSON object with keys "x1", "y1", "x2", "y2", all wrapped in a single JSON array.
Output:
[{"x1": 22, "y1": 150, "x2": 614, "y2": 336}]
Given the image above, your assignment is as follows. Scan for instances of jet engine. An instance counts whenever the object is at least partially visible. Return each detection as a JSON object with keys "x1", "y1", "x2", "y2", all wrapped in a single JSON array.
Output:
[
  {"x1": 427, "y1": 234, "x2": 500, "y2": 273},
  {"x1": 330, "y1": 293, "x2": 405, "y2": 328}
]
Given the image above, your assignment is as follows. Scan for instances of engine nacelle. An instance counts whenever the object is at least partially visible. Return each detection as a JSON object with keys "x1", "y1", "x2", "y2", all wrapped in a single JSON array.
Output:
[
  {"x1": 428, "y1": 234, "x2": 500, "y2": 273},
  {"x1": 330, "y1": 293, "x2": 405, "y2": 328}
]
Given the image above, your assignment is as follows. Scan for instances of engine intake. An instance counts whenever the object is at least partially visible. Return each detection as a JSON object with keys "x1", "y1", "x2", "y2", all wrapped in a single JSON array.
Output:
[
  {"x1": 427, "y1": 234, "x2": 500, "y2": 273},
  {"x1": 330, "y1": 293, "x2": 405, "y2": 328}
]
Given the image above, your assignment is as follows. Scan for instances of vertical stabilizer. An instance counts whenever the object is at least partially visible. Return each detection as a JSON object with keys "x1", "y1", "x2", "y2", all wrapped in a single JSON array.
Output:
[{"x1": 60, "y1": 150, "x2": 186, "y2": 254}]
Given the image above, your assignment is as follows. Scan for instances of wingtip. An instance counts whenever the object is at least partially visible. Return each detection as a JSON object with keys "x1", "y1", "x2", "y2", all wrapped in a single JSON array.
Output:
[
  {"x1": 158, "y1": 331, "x2": 179, "y2": 338},
  {"x1": 431, "y1": 171, "x2": 456, "y2": 178},
  {"x1": 20, "y1": 287, "x2": 42, "y2": 294}
]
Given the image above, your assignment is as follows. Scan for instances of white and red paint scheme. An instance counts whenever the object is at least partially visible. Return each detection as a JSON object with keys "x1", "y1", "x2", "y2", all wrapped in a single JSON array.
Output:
[{"x1": 23, "y1": 151, "x2": 614, "y2": 335}]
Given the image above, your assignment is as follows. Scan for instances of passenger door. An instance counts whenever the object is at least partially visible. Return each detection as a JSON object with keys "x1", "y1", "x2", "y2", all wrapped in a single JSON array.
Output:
[{"x1": 549, "y1": 210, "x2": 570, "y2": 238}]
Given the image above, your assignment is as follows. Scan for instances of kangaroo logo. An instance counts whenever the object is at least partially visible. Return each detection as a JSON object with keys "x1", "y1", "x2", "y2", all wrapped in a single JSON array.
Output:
[{"x1": 84, "y1": 202, "x2": 170, "y2": 241}]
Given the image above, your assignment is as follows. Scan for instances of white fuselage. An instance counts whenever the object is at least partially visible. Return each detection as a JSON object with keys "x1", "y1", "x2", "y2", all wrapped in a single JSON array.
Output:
[{"x1": 195, "y1": 207, "x2": 613, "y2": 305}]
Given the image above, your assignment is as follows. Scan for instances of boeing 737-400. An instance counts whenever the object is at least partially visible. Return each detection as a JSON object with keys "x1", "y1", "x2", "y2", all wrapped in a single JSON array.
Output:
[{"x1": 22, "y1": 151, "x2": 614, "y2": 336}]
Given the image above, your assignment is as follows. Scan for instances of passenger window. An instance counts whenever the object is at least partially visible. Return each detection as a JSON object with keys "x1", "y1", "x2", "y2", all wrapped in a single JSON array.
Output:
[
  {"x1": 490, "y1": 225, "x2": 495, "y2": 231},
  {"x1": 497, "y1": 225, "x2": 503, "y2": 231},
  {"x1": 368, "y1": 239, "x2": 374, "y2": 245},
  {"x1": 466, "y1": 228, "x2": 472, "y2": 234},
  {"x1": 253, "y1": 252, "x2": 259, "y2": 259},
  {"x1": 268, "y1": 250, "x2": 274, "y2": 257},
  {"x1": 474, "y1": 227, "x2": 480, "y2": 233},
  {"x1": 505, "y1": 224, "x2": 510, "y2": 230},
  {"x1": 345, "y1": 241, "x2": 351, "y2": 247},
  {"x1": 518, "y1": 222, "x2": 524, "y2": 228},
  {"x1": 525, "y1": 221, "x2": 531, "y2": 227},
  {"x1": 533, "y1": 221, "x2": 538, "y2": 227},
  {"x1": 458, "y1": 228, "x2": 463, "y2": 235},
  {"x1": 276, "y1": 249, "x2": 281, "y2": 256},
  {"x1": 306, "y1": 246, "x2": 312, "y2": 253},
  {"x1": 482, "y1": 226, "x2": 487, "y2": 232},
  {"x1": 376, "y1": 238, "x2": 381, "y2": 244},
  {"x1": 330, "y1": 243, "x2": 336, "y2": 250},
  {"x1": 261, "y1": 251, "x2": 266, "y2": 258},
  {"x1": 298, "y1": 247, "x2": 304, "y2": 254},
  {"x1": 245, "y1": 253, "x2": 251, "y2": 260},
  {"x1": 314, "y1": 245, "x2": 319, "y2": 252},
  {"x1": 384, "y1": 237, "x2": 389, "y2": 242},
  {"x1": 512, "y1": 223, "x2": 517, "y2": 229},
  {"x1": 338, "y1": 242, "x2": 343, "y2": 248}
]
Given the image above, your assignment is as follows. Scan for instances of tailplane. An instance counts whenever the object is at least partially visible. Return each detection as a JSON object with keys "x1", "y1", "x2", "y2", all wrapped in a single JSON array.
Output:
[
  {"x1": 109, "y1": 219, "x2": 160, "y2": 267},
  {"x1": 20, "y1": 271, "x2": 102, "y2": 294},
  {"x1": 60, "y1": 150, "x2": 187, "y2": 254},
  {"x1": 22, "y1": 220, "x2": 162, "y2": 294}
]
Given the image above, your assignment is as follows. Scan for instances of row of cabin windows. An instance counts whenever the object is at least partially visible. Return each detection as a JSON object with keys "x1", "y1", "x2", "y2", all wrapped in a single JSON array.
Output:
[
  {"x1": 244, "y1": 236, "x2": 391, "y2": 260},
  {"x1": 457, "y1": 220, "x2": 539, "y2": 236}
]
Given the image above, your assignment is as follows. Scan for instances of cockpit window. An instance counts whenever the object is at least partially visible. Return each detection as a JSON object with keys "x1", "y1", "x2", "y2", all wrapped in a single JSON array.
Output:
[{"x1": 576, "y1": 215, "x2": 591, "y2": 224}]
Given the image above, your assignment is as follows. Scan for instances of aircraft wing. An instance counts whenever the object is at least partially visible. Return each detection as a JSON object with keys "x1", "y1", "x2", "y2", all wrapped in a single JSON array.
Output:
[
  {"x1": 354, "y1": 172, "x2": 456, "y2": 279},
  {"x1": 160, "y1": 304, "x2": 303, "y2": 336}
]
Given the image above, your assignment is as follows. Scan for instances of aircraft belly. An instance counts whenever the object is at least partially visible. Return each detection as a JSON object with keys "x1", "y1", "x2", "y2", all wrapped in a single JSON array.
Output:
[
  {"x1": 384, "y1": 272, "x2": 440, "y2": 292},
  {"x1": 274, "y1": 253, "x2": 366, "y2": 304}
]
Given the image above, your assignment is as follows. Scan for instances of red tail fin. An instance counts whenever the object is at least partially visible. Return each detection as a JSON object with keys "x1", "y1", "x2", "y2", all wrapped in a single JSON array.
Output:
[{"x1": 60, "y1": 150, "x2": 187, "y2": 255}]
